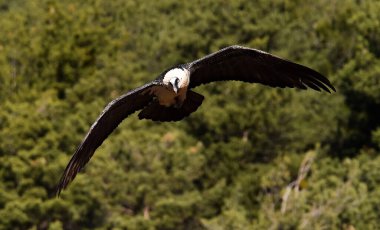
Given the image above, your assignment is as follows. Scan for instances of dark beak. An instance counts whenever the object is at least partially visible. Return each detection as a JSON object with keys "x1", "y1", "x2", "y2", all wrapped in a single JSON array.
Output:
[
  {"x1": 170, "y1": 78, "x2": 179, "y2": 94},
  {"x1": 173, "y1": 85, "x2": 178, "y2": 94}
]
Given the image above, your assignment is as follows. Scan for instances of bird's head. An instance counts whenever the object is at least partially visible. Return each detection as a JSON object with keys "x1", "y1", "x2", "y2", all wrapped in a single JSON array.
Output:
[{"x1": 163, "y1": 68, "x2": 190, "y2": 94}]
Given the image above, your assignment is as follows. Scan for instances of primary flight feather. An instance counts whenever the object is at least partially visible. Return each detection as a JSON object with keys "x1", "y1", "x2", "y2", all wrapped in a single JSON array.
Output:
[{"x1": 56, "y1": 45, "x2": 335, "y2": 195}]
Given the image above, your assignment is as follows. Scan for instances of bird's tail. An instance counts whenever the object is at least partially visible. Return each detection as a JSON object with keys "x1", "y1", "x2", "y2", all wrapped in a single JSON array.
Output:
[{"x1": 138, "y1": 90, "x2": 204, "y2": 122}]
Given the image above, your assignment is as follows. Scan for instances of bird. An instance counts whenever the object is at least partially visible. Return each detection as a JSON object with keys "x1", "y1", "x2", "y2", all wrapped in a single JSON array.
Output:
[{"x1": 56, "y1": 45, "x2": 335, "y2": 195}]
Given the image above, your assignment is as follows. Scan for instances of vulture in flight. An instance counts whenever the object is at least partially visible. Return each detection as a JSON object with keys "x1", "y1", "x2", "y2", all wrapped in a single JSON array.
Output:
[{"x1": 57, "y1": 45, "x2": 335, "y2": 195}]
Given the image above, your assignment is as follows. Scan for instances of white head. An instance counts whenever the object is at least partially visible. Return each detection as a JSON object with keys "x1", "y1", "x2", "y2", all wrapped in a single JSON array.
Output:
[{"x1": 163, "y1": 68, "x2": 190, "y2": 94}]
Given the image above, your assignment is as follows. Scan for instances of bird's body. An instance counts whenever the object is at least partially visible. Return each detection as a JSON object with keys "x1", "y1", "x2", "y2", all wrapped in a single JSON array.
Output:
[
  {"x1": 147, "y1": 67, "x2": 190, "y2": 107},
  {"x1": 57, "y1": 45, "x2": 336, "y2": 195},
  {"x1": 149, "y1": 85, "x2": 182, "y2": 107}
]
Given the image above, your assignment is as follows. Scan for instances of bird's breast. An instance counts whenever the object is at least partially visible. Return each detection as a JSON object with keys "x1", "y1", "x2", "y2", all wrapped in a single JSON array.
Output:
[{"x1": 149, "y1": 86, "x2": 187, "y2": 107}]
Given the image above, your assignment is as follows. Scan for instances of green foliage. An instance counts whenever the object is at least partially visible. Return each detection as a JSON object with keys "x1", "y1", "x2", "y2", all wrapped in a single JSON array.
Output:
[{"x1": 1, "y1": 0, "x2": 380, "y2": 229}]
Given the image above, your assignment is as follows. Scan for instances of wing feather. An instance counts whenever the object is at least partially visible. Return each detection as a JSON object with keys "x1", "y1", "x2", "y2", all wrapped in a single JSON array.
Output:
[
  {"x1": 56, "y1": 82, "x2": 156, "y2": 195},
  {"x1": 188, "y1": 45, "x2": 335, "y2": 92}
]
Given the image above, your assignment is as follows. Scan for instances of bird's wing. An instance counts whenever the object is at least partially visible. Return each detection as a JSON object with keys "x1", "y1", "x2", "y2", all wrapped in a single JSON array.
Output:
[
  {"x1": 188, "y1": 45, "x2": 335, "y2": 92},
  {"x1": 56, "y1": 81, "x2": 157, "y2": 195}
]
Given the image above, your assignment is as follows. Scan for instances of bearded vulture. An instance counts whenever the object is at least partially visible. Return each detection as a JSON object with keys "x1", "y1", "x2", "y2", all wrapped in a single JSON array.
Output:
[{"x1": 56, "y1": 45, "x2": 335, "y2": 195}]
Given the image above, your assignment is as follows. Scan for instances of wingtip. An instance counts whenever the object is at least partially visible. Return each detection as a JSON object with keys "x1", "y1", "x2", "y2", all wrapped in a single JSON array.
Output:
[
  {"x1": 55, "y1": 162, "x2": 78, "y2": 197},
  {"x1": 325, "y1": 84, "x2": 336, "y2": 94},
  {"x1": 323, "y1": 85, "x2": 336, "y2": 94},
  {"x1": 55, "y1": 186, "x2": 63, "y2": 198},
  {"x1": 55, "y1": 176, "x2": 68, "y2": 197},
  {"x1": 321, "y1": 85, "x2": 336, "y2": 94},
  {"x1": 322, "y1": 82, "x2": 336, "y2": 94}
]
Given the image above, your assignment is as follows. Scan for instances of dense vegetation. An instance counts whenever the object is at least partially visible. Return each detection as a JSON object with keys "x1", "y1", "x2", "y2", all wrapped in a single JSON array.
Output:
[{"x1": 1, "y1": 0, "x2": 380, "y2": 229}]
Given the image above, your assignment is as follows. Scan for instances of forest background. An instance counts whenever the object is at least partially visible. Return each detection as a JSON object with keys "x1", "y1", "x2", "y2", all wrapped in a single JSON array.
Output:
[{"x1": 1, "y1": 0, "x2": 380, "y2": 229}]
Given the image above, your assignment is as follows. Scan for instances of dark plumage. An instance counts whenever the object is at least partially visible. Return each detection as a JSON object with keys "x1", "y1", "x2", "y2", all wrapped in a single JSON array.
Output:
[{"x1": 56, "y1": 45, "x2": 335, "y2": 195}]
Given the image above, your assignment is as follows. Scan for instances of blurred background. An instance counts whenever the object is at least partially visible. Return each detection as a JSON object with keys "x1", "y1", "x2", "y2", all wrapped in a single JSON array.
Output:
[{"x1": 1, "y1": 0, "x2": 380, "y2": 229}]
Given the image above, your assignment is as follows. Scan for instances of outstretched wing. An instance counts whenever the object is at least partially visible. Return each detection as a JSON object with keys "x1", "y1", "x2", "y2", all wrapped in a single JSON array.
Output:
[
  {"x1": 188, "y1": 45, "x2": 335, "y2": 92},
  {"x1": 56, "y1": 82, "x2": 157, "y2": 195}
]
